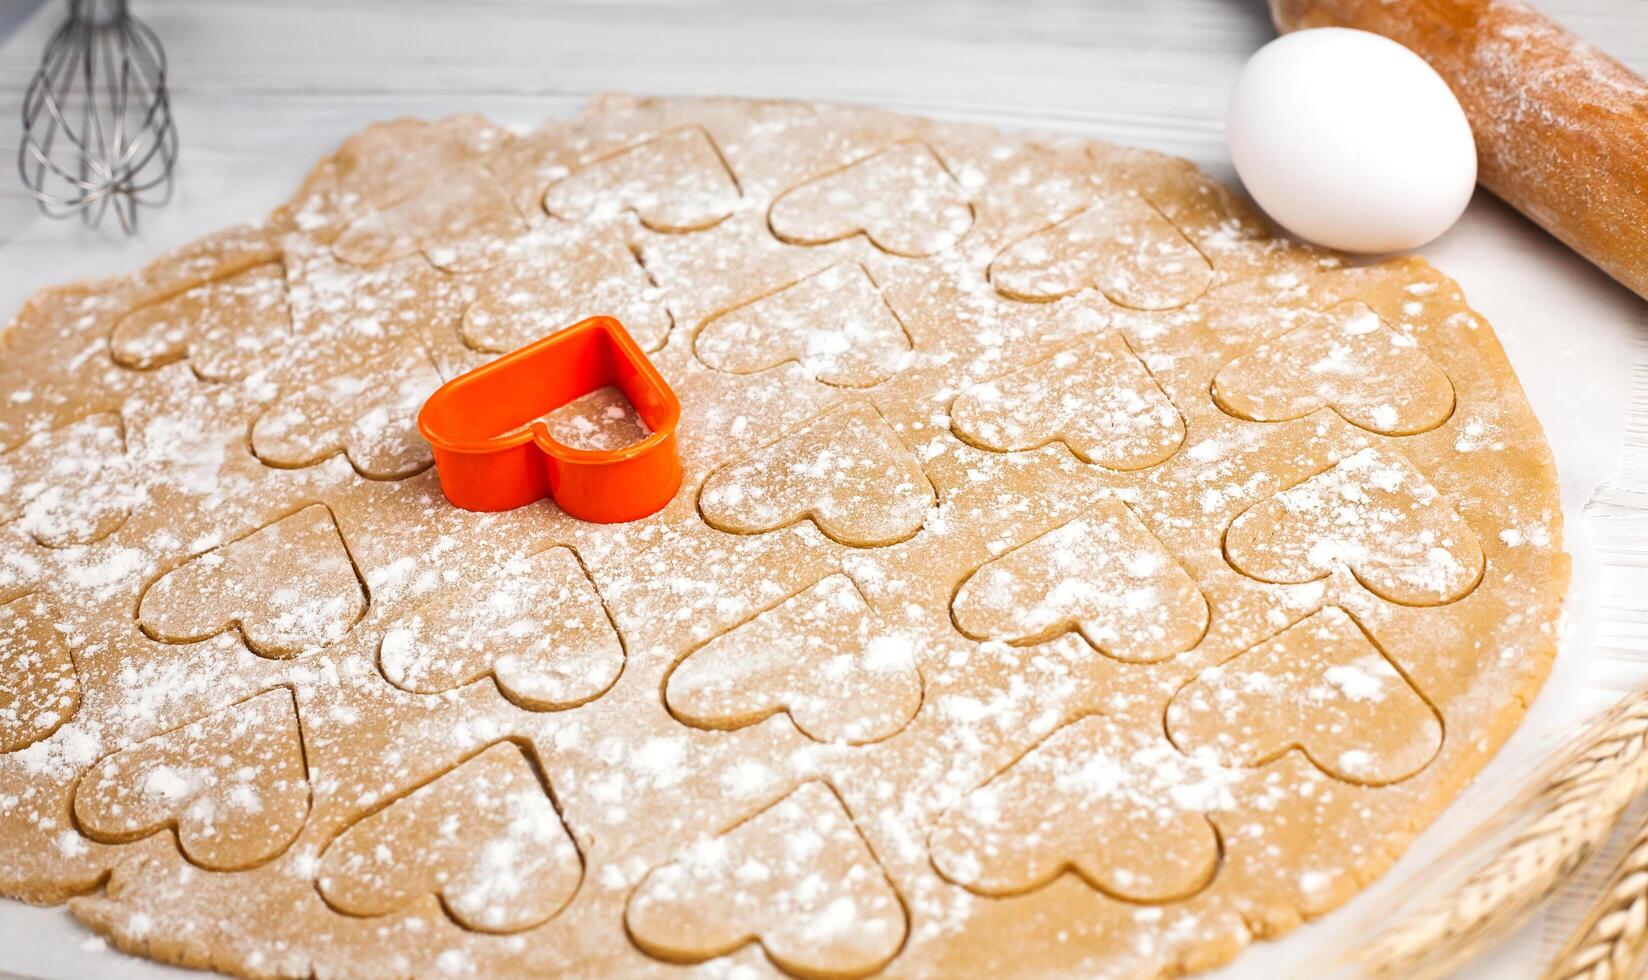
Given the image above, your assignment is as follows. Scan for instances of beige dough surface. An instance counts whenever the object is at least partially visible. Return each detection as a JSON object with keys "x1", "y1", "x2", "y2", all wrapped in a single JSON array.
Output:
[{"x1": 0, "y1": 95, "x2": 1567, "y2": 979}]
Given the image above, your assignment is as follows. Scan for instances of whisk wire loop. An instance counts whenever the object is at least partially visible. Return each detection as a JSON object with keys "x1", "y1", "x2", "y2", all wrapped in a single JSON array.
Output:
[{"x1": 18, "y1": 0, "x2": 177, "y2": 233}]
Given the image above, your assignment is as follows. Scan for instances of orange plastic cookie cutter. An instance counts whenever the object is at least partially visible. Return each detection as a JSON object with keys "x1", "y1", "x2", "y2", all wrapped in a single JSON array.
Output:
[{"x1": 418, "y1": 316, "x2": 682, "y2": 523}]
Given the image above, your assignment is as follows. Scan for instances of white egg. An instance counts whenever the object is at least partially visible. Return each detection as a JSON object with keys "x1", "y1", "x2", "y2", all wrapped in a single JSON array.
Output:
[{"x1": 1228, "y1": 28, "x2": 1477, "y2": 253}]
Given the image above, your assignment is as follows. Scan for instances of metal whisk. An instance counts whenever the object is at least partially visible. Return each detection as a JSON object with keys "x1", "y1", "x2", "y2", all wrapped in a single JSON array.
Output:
[{"x1": 19, "y1": 0, "x2": 177, "y2": 233}]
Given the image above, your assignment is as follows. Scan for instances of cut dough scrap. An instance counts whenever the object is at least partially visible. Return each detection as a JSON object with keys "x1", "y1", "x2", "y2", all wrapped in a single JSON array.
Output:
[
  {"x1": 1225, "y1": 447, "x2": 1484, "y2": 606},
  {"x1": 699, "y1": 402, "x2": 935, "y2": 547},
  {"x1": 666, "y1": 573, "x2": 921, "y2": 744},
  {"x1": 109, "y1": 261, "x2": 290, "y2": 381},
  {"x1": 378, "y1": 546, "x2": 623, "y2": 710},
  {"x1": 1212, "y1": 302, "x2": 1455, "y2": 435},
  {"x1": 952, "y1": 499, "x2": 1208, "y2": 662},
  {"x1": 0, "y1": 412, "x2": 132, "y2": 547},
  {"x1": 950, "y1": 331, "x2": 1184, "y2": 469},
  {"x1": 461, "y1": 225, "x2": 672, "y2": 353},
  {"x1": 138, "y1": 504, "x2": 367, "y2": 658},
  {"x1": 332, "y1": 166, "x2": 527, "y2": 273},
  {"x1": 251, "y1": 337, "x2": 443, "y2": 480},
  {"x1": 0, "y1": 593, "x2": 78, "y2": 753},
  {"x1": 626, "y1": 780, "x2": 907, "y2": 980},
  {"x1": 73, "y1": 688, "x2": 309, "y2": 871},
  {"x1": 317, "y1": 741, "x2": 581, "y2": 934},
  {"x1": 990, "y1": 195, "x2": 1212, "y2": 309},
  {"x1": 1167, "y1": 607, "x2": 1442, "y2": 785},
  {"x1": 695, "y1": 262, "x2": 912, "y2": 387},
  {"x1": 543, "y1": 126, "x2": 740, "y2": 232},
  {"x1": 930, "y1": 714, "x2": 1221, "y2": 901},
  {"x1": 769, "y1": 141, "x2": 974, "y2": 257}
]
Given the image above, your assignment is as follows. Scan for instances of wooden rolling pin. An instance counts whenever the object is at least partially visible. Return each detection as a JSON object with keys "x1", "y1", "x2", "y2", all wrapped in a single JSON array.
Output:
[{"x1": 1270, "y1": 0, "x2": 1648, "y2": 301}]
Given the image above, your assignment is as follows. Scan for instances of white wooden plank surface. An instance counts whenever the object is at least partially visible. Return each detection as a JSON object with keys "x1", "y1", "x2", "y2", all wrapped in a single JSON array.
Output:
[{"x1": 1, "y1": 2, "x2": 1646, "y2": 978}]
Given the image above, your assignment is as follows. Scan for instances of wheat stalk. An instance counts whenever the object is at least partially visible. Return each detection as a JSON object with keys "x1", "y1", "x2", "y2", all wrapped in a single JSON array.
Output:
[
  {"x1": 1542, "y1": 810, "x2": 1648, "y2": 980},
  {"x1": 1354, "y1": 688, "x2": 1648, "y2": 979}
]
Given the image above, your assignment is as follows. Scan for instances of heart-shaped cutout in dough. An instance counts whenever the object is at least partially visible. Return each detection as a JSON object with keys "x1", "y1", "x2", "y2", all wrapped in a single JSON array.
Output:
[
  {"x1": 695, "y1": 262, "x2": 912, "y2": 388},
  {"x1": 989, "y1": 196, "x2": 1212, "y2": 309},
  {"x1": 769, "y1": 141, "x2": 974, "y2": 257},
  {"x1": 930, "y1": 714, "x2": 1221, "y2": 901},
  {"x1": 333, "y1": 167, "x2": 527, "y2": 273},
  {"x1": 952, "y1": 499, "x2": 1207, "y2": 662},
  {"x1": 1166, "y1": 606, "x2": 1442, "y2": 784},
  {"x1": 317, "y1": 113, "x2": 506, "y2": 216},
  {"x1": 950, "y1": 332, "x2": 1185, "y2": 469},
  {"x1": 74, "y1": 688, "x2": 309, "y2": 870},
  {"x1": 626, "y1": 780, "x2": 908, "y2": 979},
  {"x1": 317, "y1": 741, "x2": 581, "y2": 933},
  {"x1": 0, "y1": 593, "x2": 78, "y2": 753},
  {"x1": 1224, "y1": 447, "x2": 1484, "y2": 606},
  {"x1": 1212, "y1": 302, "x2": 1455, "y2": 435},
  {"x1": 379, "y1": 546, "x2": 623, "y2": 711},
  {"x1": 280, "y1": 240, "x2": 466, "y2": 357},
  {"x1": 110, "y1": 262, "x2": 291, "y2": 382},
  {"x1": 138, "y1": 504, "x2": 368, "y2": 658},
  {"x1": 699, "y1": 402, "x2": 934, "y2": 548},
  {"x1": 0, "y1": 412, "x2": 131, "y2": 548},
  {"x1": 461, "y1": 225, "x2": 673, "y2": 354},
  {"x1": 666, "y1": 573, "x2": 921, "y2": 744},
  {"x1": 251, "y1": 338, "x2": 444, "y2": 481},
  {"x1": 544, "y1": 126, "x2": 740, "y2": 233}
]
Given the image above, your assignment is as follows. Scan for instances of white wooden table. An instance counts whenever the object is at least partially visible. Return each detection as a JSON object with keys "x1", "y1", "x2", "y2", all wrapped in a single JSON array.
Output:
[{"x1": 1, "y1": 2, "x2": 1646, "y2": 977}]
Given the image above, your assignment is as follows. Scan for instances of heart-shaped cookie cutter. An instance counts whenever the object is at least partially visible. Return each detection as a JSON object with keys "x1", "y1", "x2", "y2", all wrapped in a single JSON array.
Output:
[{"x1": 418, "y1": 316, "x2": 682, "y2": 522}]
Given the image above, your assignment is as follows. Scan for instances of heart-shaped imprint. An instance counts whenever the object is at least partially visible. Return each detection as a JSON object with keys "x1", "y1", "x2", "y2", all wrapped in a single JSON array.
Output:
[
  {"x1": 379, "y1": 546, "x2": 623, "y2": 710},
  {"x1": 929, "y1": 714, "x2": 1221, "y2": 901},
  {"x1": 138, "y1": 504, "x2": 368, "y2": 658},
  {"x1": 699, "y1": 402, "x2": 935, "y2": 547},
  {"x1": 695, "y1": 262, "x2": 912, "y2": 388},
  {"x1": 314, "y1": 113, "x2": 506, "y2": 216},
  {"x1": 0, "y1": 412, "x2": 131, "y2": 547},
  {"x1": 989, "y1": 196, "x2": 1212, "y2": 309},
  {"x1": 1167, "y1": 607, "x2": 1442, "y2": 784},
  {"x1": 544, "y1": 126, "x2": 740, "y2": 233},
  {"x1": 280, "y1": 239, "x2": 467, "y2": 353},
  {"x1": 950, "y1": 332, "x2": 1185, "y2": 469},
  {"x1": 333, "y1": 167, "x2": 527, "y2": 273},
  {"x1": 0, "y1": 593, "x2": 78, "y2": 753},
  {"x1": 769, "y1": 141, "x2": 974, "y2": 257},
  {"x1": 626, "y1": 780, "x2": 908, "y2": 979},
  {"x1": 462, "y1": 226, "x2": 672, "y2": 354},
  {"x1": 1212, "y1": 302, "x2": 1455, "y2": 435},
  {"x1": 952, "y1": 500, "x2": 1207, "y2": 662},
  {"x1": 317, "y1": 741, "x2": 581, "y2": 933},
  {"x1": 74, "y1": 688, "x2": 309, "y2": 870},
  {"x1": 1225, "y1": 448, "x2": 1484, "y2": 606},
  {"x1": 666, "y1": 573, "x2": 921, "y2": 744},
  {"x1": 110, "y1": 262, "x2": 291, "y2": 382},
  {"x1": 251, "y1": 338, "x2": 444, "y2": 480}
]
